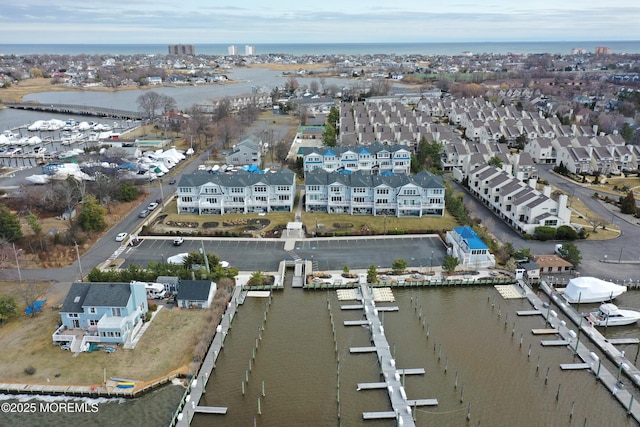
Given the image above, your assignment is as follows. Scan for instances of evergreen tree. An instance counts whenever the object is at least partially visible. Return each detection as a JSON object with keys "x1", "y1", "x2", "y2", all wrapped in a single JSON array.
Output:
[
  {"x1": 77, "y1": 195, "x2": 107, "y2": 232},
  {"x1": 620, "y1": 190, "x2": 637, "y2": 215},
  {"x1": 0, "y1": 204, "x2": 22, "y2": 242}
]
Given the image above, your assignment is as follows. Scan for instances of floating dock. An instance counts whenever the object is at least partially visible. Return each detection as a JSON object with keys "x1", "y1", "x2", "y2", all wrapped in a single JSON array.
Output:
[{"x1": 194, "y1": 406, "x2": 227, "y2": 414}]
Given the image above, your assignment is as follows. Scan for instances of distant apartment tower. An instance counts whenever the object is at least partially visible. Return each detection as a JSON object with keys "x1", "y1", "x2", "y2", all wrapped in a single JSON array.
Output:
[
  {"x1": 168, "y1": 44, "x2": 195, "y2": 56},
  {"x1": 571, "y1": 48, "x2": 587, "y2": 55},
  {"x1": 245, "y1": 45, "x2": 256, "y2": 56},
  {"x1": 595, "y1": 46, "x2": 611, "y2": 55},
  {"x1": 228, "y1": 45, "x2": 238, "y2": 55}
]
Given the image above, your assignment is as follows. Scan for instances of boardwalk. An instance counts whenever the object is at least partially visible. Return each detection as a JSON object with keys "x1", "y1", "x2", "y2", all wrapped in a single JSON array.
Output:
[{"x1": 5, "y1": 102, "x2": 144, "y2": 120}]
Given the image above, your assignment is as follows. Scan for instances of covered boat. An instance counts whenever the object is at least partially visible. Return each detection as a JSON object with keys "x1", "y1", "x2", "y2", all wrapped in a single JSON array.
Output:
[{"x1": 562, "y1": 277, "x2": 626, "y2": 303}]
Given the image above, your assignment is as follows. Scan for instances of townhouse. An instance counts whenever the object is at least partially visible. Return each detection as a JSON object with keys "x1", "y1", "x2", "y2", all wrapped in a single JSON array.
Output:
[
  {"x1": 177, "y1": 169, "x2": 296, "y2": 215},
  {"x1": 304, "y1": 169, "x2": 445, "y2": 217},
  {"x1": 299, "y1": 143, "x2": 412, "y2": 177},
  {"x1": 466, "y1": 165, "x2": 571, "y2": 234}
]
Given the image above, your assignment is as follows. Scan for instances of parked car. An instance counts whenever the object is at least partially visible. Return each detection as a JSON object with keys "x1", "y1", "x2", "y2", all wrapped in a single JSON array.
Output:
[
  {"x1": 115, "y1": 232, "x2": 128, "y2": 242},
  {"x1": 168, "y1": 178, "x2": 176, "y2": 185},
  {"x1": 147, "y1": 202, "x2": 159, "y2": 211},
  {"x1": 173, "y1": 236, "x2": 184, "y2": 246},
  {"x1": 138, "y1": 209, "x2": 149, "y2": 218}
]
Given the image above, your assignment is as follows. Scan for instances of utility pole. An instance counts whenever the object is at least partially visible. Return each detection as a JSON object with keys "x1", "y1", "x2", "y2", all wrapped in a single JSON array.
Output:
[
  {"x1": 75, "y1": 241, "x2": 84, "y2": 281},
  {"x1": 12, "y1": 243, "x2": 22, "y2": 282}
]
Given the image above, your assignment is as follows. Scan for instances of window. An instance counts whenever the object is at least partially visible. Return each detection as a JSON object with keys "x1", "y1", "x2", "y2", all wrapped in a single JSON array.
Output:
[
  {"x1": 330, "y1": 186, "x2": 341, "y2": 193},
  {"x1": 205, "y1": 197, "x2": 218, "y2": 203},
  {"x1": 233, "y1": 197, "x2": 244, "y2": 203},
  {"x1": 89, "y1": 319, "x2": 99, "y2": 326},
  {"x1": 376, "y1": 199, "x2": 388, "y2": 204},
  {"x1": 88, "y1": 307, "x2": 96, "y2": 314},
  {"x1": 68, "y1": 313, "x2": 79, "y2": 318},
  {"x1": 353, "y1": 188, "x2": 366, "y2": 194},
  {"x1": 111, "y1": 308, "x2": 122, "y2": 317},
  {"x1": 278, "y1": 195, "x2": 290, "y2": 201},
  {"x1": 277, "y1": 186, "x2": 290, "y2": 192},
  {"x1": 353, "y1": 197, "x2": 365, "y2": 203},
  {"x1": 403, "y1": 189, "x2": 417, "y2": 195},
  {"x1": 231, "y1": 188, "x2": 243, "y2": 193},
  {"x1": 307, "y1": 185, "x2": 320, "y2": 192},
  {"x1": 376, "y1": 188, "x2": 389, "y2": 195},
  {"x1": 254, "y1": 186, "x2": 267, "y2": 193},
  {"x1": 181, "y1": 196, "x2": 193, "y2": 203}
]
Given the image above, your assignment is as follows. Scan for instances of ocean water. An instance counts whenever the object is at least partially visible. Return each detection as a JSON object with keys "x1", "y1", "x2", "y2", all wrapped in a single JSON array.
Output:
[{"x1": 1, "y1": 41, "x2": 640, "y2": 56}]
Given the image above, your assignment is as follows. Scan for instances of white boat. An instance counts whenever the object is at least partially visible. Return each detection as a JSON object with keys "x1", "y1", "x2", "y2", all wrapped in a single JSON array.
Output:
[
  {"x1": 561, "y1": 277, "x2": 627, "y2": 303},
  {"x1": 588, "y1": 303, "x2": 640, "y2": 327}
]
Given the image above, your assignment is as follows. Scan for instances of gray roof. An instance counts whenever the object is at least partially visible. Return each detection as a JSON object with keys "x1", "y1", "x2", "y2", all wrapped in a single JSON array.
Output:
[
  {"x1": 177, "y1": 280, "x2": 214, "y2": 301},
  {"x1": 61, "y1": 282, "x2": 131, "y2": 313},
  {"x1": 299, "y1": 142, "x2": 409, "y2": 158},
  {"x1": 178, "y1": 168, "x2": 295, "y2": 188},
  {"x1": 305, "y1": 169, "x2": 444, "y2": 190}
]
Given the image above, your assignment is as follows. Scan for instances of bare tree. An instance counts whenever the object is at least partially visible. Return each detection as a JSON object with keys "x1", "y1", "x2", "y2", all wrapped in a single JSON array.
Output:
[
  {"x1": 586, "y1": 215, "x2": 608, "y2": 232},
  {"x1": 274, "y1": 140, "x2": 290, "y2": 164},
  {"x1": 309, "y1": 80, "x2": 319, "y2": 95},
  {"x1": 137, "y1": 91, "x2": 161, "y2": 119}
]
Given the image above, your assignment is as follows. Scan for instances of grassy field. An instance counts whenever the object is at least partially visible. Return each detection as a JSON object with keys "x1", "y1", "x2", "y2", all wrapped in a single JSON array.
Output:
[{"x1": 0, "y1": 281, "x2": 219, "y2": 388}]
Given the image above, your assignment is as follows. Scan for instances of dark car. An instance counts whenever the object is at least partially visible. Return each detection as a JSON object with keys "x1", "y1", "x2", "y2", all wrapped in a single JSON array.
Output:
[{"x1": 168, "y1": 178, "x2": 176, "y2": 185}]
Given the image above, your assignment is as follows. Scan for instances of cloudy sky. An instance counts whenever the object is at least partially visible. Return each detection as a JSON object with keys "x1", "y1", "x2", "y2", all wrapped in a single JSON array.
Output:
[{"x1": 2, "y1": 1, "x2": 639, "y2": 44}]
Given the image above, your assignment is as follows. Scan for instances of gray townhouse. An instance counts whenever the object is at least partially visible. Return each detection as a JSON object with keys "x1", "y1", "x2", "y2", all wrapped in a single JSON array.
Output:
[
  {"x1": 177, "y1": 169, "x2": 296, "y2": 215},
  {"x1": 304, "y1": 169, "x2": 445, "y2": 217},
  {"x1": 299, "y1": 143, "x2": 412, "y2": 177}
]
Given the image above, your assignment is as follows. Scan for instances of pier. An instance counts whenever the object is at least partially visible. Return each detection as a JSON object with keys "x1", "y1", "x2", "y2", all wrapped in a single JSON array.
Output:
[
  {"x1": 173, "y1": 286, "x2": 245, "y2": 427},
  {"x1": 524, "y1": 280, "x2": 640, "y2": 422},
  {"x1": 346, "y1": 284, "x2": 437, "y2": 425},
  {"x1": 4, "y1": 102, "x2": 144, "y2": 120}
]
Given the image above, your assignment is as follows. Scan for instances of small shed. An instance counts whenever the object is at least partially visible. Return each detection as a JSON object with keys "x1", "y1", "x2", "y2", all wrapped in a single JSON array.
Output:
[{"x1": 176, "y1": 280, "x2": 216, "y2": 309}]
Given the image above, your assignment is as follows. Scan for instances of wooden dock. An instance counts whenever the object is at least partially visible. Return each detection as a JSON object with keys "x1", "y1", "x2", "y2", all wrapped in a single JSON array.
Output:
[
  {"x1": 532, "y1": 328, "x2": 559, "y2": 335},
  {"x1": 363, "y1": 411, "x2": 397, "y2": 420},
  {"x1": 350, "y1": 346, "x2": 377, "y2": 353},
  {"x1": 357, "y1": 382, "x2": 387, "y2": 390},
  {"x1": 344, "y1": 320, "x2": 369, "y2": 326},
  {"x1": 194, "y1": 406, "x2": 227, "y2": 414},
  {"x1": 397, "y1": 368, "x2": 425, "y2": 375},
  {"x1": 407, "y1": 399, "x2": 439, "y2": 406},
  {"x1": 517, "y1": 310, "x2": 541, "y2": 316},
  {"x1": 526, "y1": 280, "x2": 640, "y2": 423},
  {"x1": 541, "y1": 340, "x2": 570, "y2": 346},
  {"x1": 560, "y1": 363, "x2": 591, "y2": 370},
  {"x1": 341, "y1": 304, "x2": 364, "y2": 310}
]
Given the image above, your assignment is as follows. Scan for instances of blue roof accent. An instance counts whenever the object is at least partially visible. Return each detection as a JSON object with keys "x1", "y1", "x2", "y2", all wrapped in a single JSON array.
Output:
[
  {"x1": 380, "y1": 171, "x2": 395, "y2": 176},
  {"x1": 324, "y1": 149, "x2": 336, "y2": 156},
  {"x1": 338, "y1": 169, "x2": 352, "y2": 175},
  {"x1": 359, "y1": 148, "x2": 371, "y2": 154},
  {"x1": 454, "y1": 226, "x2": 489, "y2": 250}
]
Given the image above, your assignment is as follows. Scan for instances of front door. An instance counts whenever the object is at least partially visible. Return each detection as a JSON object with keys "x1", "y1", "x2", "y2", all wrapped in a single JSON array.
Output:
[{"x1": 73, "y1": 319, "x2": 80, "y2": 328}]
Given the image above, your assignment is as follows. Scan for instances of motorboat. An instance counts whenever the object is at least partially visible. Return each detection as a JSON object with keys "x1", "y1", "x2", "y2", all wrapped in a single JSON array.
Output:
[
  {"x1": 588, "y1": 303, "x2": 640, "y2": 327},
  {"x1": 561, "y1": 277, "x2": 626, "y2": 303}
]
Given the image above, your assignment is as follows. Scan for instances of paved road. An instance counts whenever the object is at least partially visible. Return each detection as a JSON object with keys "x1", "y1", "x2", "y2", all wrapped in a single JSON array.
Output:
[{"x1": 453, "y1": 166, "x2": 640, "y2": 283}]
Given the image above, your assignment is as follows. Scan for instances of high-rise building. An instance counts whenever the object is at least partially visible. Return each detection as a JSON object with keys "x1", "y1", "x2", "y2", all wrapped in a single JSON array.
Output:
[
  {"x1": 228, "y1": 45, "x2": 238, "y2": 55},
  {"x1": 244, "y1": 45, "x2": 256, "y2": 56},
  {"x1": 595, "y1": 46, "x2": 611, "y2": 55},
  {"x1": 168, "y1": 44, "x2": 195, "y2": 56}
]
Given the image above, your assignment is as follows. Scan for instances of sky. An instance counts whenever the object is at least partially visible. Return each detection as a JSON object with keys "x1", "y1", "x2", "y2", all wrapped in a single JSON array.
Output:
[{"x1": 1, "y1": 1, "x2": 640, "y2": 44}]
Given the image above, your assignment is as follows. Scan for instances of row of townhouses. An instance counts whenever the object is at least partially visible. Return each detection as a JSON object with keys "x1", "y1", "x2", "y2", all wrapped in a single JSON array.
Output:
[
  {"x1": 337, "y1": 97, "x2": 635, "y2": 182},
  {"x1": 177, "y1": 169, "x2": 296, "y2": 215},
  {"x1": 463, "y1": 165, "x2": 571, "y2": 235},
  {"x1": 413, "y1": 96, "x2": 638, "y2": 175},
  {"x1": 299, "y1": 143, "x2": 412, "y2": 177},
  {"x1": 304, "y1": 169, "x2": 445, "y2": 217}
]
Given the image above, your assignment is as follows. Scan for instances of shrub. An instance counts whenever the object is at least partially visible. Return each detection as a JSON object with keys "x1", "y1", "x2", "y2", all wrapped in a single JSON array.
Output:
[
  {"x1": 556, "y1": 225, "x2": 578, "y2": 240},
  {"x1": 534, "y1": 226, "x2": 556, "y2": 241},
  {"x1": 148, "y1": 303, "x2": 158, "y2": 312},
  {"x1": 24, "y1": 366, "x2": 36, "y2": 375}
]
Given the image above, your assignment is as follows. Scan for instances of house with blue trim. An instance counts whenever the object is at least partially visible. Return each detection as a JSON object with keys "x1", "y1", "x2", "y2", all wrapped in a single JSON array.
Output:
[
  {"x1": 445, "y1": 226, "x2": 496, "y2": 269},
  {"x1": 52, "y1": 282, "x2": 148, "y2": 352}
]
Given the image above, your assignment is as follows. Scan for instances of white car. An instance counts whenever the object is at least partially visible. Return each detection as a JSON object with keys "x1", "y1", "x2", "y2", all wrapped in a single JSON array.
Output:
[
  {"x1": 147, "y1": 202, "x2": 159, "y2": 211},
  {"x1": 115, "y1": 232, "x2": 128, "y2": 242}
]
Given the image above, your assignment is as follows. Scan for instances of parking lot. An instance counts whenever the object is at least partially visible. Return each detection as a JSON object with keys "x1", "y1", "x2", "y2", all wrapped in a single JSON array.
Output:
[{"x1": 120, "y1": 235, "x2": 447, "y2": 273}]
